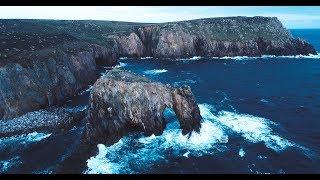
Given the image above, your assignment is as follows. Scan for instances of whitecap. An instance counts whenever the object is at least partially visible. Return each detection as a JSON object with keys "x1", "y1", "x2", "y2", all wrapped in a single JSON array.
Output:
[
  {"x1": 183, "y1": 151, "x2": 190, "y2": 158},
  {"x1": 114, "y1": 62, "x2": 127, "y2": 68},
  {"x1": 85, "y1": 104, "x2": 228, "y2": 174},
  {"x1": 260, "y1": 98, "x2": 269, "y2": 104},
  {"x1": 140, "y1": 57, "x2": 153, "y2": 60},
  {"x1": 119, "y1": 57, "x2": 128, "y2": 60},
  {"x1": 0, "y1": 132, "x2": 51, "y2": 146},
  {"x1": 176, "y1": 56, "x2": 202, "y2": 61},
  {"x1": 143, "y1": 69, "x2": 168, "y2": 75},
  {"x1": 189, "y1": 56, "x2": 202, "y2": 60},
  {"x1": 214, "y1": 110, "x2": 294, "y2": 152},
  {"x1": 239, "y1": 148, "x2": 246, "y2": 157},
  {"x1": 209, "y1": 53, "x2": 320, "y2": 60}
]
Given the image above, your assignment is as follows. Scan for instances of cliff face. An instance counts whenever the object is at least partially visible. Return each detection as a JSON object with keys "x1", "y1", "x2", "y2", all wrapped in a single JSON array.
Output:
[
  {"x1": 0, "y1": 17, "x2": 317, "y2": 120},
  {"x1": 0, "y1": 42, "x2": 118, "y2": 119},
  {"x1": 84, "y1": 70, "x2": 201, "y2": 145},
  {"x1": 109, "y1": 17, "x2": 317, "y2": 57}
]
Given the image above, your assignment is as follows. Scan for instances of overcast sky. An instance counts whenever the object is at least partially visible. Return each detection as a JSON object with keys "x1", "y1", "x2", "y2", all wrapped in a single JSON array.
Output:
[{"x1": 0, "y1": 6, "x2": 319, "y2": 29}]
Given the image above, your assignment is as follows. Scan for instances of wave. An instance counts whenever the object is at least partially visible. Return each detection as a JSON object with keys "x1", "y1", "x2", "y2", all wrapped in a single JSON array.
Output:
[
  {"x1": 207, "y1": 106, "x2": 295, "y2": 152},
  {"x1": 239, "y1": 148, "x2": 246, "y2": 157},
  {"x1": 119, "y1": 57, "x2": 128, "y2": 60},
  {"x1": 0, "y1": 132, "x2": 51, "y2": 146},
  {"x1": 143, "y1": 69, "x2": 168, "y2": 75},
  {"x1": 212, "y1": 53, "x2": 320, "y2": 60},
  {"x1": 0, "y1": 156, "x2": 22, "y2": 173},
  {"x1": 175, "y1": 53, "x2": 320, "y2": 61},
  {"x1": 140, "y1": 57, "x2": 153, "y2": 60},
  {"x1": 85, "y1": 103, "x2": 309, "y2": 174},
  {"x1": 177, "y1": 56, "x2": 202, "y2": 61},
  {"x1": 85, "y1": 104, "x2": 228, "y2": 174},
  {"x1": 114, "y1": 62, "x2": 127, "y2": 68}
]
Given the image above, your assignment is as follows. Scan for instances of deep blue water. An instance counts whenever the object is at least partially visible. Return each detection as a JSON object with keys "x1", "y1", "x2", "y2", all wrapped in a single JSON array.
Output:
[{"x1": 1, "y1": 29, "x2": 320, "y2": 174}]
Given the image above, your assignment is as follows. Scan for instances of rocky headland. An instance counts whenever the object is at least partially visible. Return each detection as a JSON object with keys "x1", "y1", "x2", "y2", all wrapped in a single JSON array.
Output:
[{"x1": 0, "y1": 16, "x2": 317, "y2": 141}]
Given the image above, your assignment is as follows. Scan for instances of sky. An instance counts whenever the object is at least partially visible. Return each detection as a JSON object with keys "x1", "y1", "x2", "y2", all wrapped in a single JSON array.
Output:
[{"x1": 0, "y1": 6, "x2": 319, "y2": 29}]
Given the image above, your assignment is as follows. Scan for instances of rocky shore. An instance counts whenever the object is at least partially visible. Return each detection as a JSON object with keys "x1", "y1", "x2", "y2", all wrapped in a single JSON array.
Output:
[{"x1": 0, "y1": 16, "x2": 317, "y2": 145}]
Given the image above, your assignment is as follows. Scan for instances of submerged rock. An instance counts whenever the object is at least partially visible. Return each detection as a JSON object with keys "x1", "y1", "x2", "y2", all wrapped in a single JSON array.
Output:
[
  {"x1": 0, "y1": 106, "x2": 86, "y2": 137},
  {"x1": 84, "y1": 69, "x2": 202, "y2": 145}
]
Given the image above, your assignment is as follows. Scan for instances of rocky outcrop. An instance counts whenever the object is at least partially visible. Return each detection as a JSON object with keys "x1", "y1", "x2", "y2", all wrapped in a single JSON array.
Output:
[
  {"x1": 83, "y1": 70, "x2": 202, "y2": 145},
  {"x1": 0, "y1": 16, "x2": 316, "y2": 122},
  {"x1": 0, "y1": 42, "x2": 118, "y2": 120},
  {"x1": 106, "y1": 32, "x2": 145, "y2": 57},
  {"x1": 108, "y1": 16, "x2": 317, "y2": 58},
  {"x1": 0, "y1": 106, "x2": 86, "y2": 137}
]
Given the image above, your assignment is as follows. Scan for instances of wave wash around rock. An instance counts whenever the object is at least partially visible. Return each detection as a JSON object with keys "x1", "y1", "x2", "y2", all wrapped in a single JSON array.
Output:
[{"x1": 83, "y1": 69, "x2": 202, "y2": 145}]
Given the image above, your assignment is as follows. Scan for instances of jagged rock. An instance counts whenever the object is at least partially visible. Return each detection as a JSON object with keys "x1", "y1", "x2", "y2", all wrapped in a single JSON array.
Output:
[
  {"x1": 110, "y1": 16, "x2": 317, "y2": 58},
  {"x1": 0, "y1": 106, "x2": 86, "y2": 137},
  {"x1": 106, "y1": 32, "x2": 145, "y2": 57},
  {"x1": 83, "y1": 70, "x2": 202, "y2": 145},
  {"x1": 0, "y1": 42, "x2": 118, "y2": 119}
]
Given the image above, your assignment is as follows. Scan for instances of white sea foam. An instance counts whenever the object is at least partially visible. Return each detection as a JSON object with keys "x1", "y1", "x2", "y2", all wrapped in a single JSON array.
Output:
[
  {"x1": 86, "y1": 104, "x2": 228, "y2": 174},
  {"x1": 239, "y1": 148, "x2": 246, "y2": 157},
  {"x1": 140, "y1": 57, "x2": 153, "y2": 59},
  {"x1": 114, "y1": 62, "x2": 127, "y2": 68},
  {"x1": 0, "y1": 132, "x2": 51, "y2": 146},
  {"x1": 119, "y1": 57, "x2": 128, "y2": 60},
  {"x1": 0, "y1": 156, "x2": 22, "y2": 173},
  {"x1": 189, "y1": 56, "x2": 202, "y2": 60},
  {"x1": 209, "y1": 53, "x2": 320, "y2": 60},
  {"x1": 143, "y1": 69, "x2": 168, "y2": 75},
  {"x1": 214, "y1": 110, "x2": 294, "y2": 152},
  {"x1": 177, "y1": 56, "x2": 202, "y2": 61},
  {"x1": 86, "y1": 102, "x2": 307, "y2": 174}
]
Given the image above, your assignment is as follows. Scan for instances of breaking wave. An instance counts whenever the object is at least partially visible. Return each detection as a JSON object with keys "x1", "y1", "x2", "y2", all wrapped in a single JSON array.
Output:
[
  {"x1": 85, "y1": 103, "x2": 309, "y2": 174},
  {"x1": 85, "y1": 103, "x2": 228, "y2": 174},
  {"x1": 0, "y1": 132, "x2": 51, "y2": 146},
  {"x1": 174, "y1": 53, "x2": 320, "y2": 61},
  {"x1": 140, "y1": 57, "x2": 153, "y2": 60},
  {"x1": 198, "y1": 103, "x2": 295, "y2": 152},
  {"x1": 143, "y1": 69, "x2": 168, "y2": 75},
  {"x1": 212, "y1": 53, "x2": 320, "y2": 60}
]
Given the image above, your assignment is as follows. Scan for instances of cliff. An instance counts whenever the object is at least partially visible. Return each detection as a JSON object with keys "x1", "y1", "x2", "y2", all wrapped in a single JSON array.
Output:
[
  {"x1": 0, "y1": 42, "x2": 117, "y2": 119},
  {"x1": 108, "y1": 16, "x2": 316, "y2": 57},
  {"x1": 0, "y1": 17, "x2": 317, "y2": 120}
]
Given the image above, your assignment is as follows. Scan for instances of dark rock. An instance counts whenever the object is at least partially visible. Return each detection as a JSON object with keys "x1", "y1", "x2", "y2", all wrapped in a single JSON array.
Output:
[
  {"x1": 83, "y1": 69, "x2": 202, "y2": 145},
  {"x1": 0, "y1": 42, "x2": 118, "y2": 119},
  {"x1": 0, "y1": 106, "x2": 86, "y2": 137}
]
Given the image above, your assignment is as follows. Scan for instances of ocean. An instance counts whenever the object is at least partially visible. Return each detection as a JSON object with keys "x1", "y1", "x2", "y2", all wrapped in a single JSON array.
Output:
[{"x1": 1, "y1": 29, "x2": 320, "y2": 174}]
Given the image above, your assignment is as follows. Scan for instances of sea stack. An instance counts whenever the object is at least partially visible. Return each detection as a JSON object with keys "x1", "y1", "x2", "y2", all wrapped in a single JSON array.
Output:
[{"x1": 83, "y1": 69, "x2": 202, "y2": 145}]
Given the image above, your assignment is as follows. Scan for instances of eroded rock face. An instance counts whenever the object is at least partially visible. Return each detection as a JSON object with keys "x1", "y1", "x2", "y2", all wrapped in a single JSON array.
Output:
[
  {"x1": 106, "y1": 32, "x2": 145, "y2": 57},
  {"x1": 84, "y1": 70, "x2": 202, "y2": 145},
  {"x1": 0, "y1": 42, "x2": 118, "y2": 119},
  {"x1": 108, "y1": 17, "x2": 317, "y2": 58}
]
